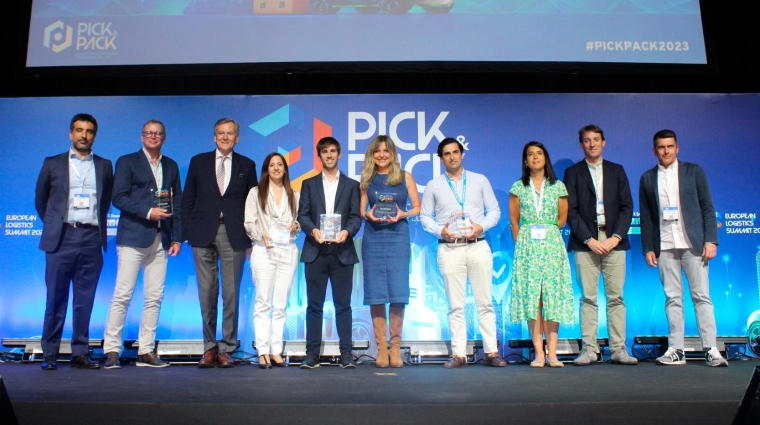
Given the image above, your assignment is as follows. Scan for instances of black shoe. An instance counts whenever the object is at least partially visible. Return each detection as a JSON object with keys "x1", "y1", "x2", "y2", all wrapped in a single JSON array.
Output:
[
  {"x1": 339, "y1": 352, "x2": 356, "y2": 369},
  {"x1": 136, "y1": 352, "x2": 170, "y2": 368},
  {"x1": 41, "y1": 355, "x2": 57, "y2": 371},
  {"x1": 258, "y1": 355, "x2": 271, "y2": 369},
  {"x1": 70, "y1": 354, "x2": 100, "y2": 369},
  {"x1": 271, "y1": 356, "x2": 287, "y2": 367},
  {"x1": 300, "y1": 353, "x2": 320, "y2": 369},
  {"x1": 104, "y1": 352, "x2": 121, "y2": 369}
]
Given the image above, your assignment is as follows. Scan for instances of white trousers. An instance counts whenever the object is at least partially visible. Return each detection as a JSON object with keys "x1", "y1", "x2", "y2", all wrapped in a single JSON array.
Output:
[
  {"x1": 658, "y1": 248, "x2": 717, "y2": 349},
  {"x1": 251, "y1": 241, "x2": 297, "y2": 355},
  {"x1": 437, "y1": 240, "x2": 497, "y2": 356},
  {"x1": 104, "y1": 234, "x2": 167, "y2": 355}
]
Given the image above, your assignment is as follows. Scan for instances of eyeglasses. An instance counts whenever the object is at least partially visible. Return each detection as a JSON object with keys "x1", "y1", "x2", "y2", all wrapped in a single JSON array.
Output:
[{"x1": 142, "y1": 131, "x2": 165, "y2": 138}]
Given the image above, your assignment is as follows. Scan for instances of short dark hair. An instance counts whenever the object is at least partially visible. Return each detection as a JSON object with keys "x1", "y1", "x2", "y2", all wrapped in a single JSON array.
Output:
[
  {"x1": 214, "y1": 118, "x2": 239, "y2": 136},
  {"x1": 316, "y1": 136, "x2": 341, "y2": 154},
  {"x1": 437, "y1": 137, "x2": 464, "y2": 158},
  {"x1": 653, "y1": 129, "x2": 677, "y2": 148},
  {"x1": 70, "y1": 113, "x2": 98, "y2": 135},
  {"x1": 578, "y1": 124, "x2": 605, "y2": 143},
  {"x1": 520, "y1": 141, "x2": 558, "y2": 186}
]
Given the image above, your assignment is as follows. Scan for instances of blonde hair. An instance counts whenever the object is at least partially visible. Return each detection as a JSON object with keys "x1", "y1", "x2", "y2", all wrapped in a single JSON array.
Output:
[{"x1": 360, "y1": 135, "x2": 403, "y2": 191}]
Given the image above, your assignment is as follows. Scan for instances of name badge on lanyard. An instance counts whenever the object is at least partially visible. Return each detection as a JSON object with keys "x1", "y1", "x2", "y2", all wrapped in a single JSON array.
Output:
[
  {"x1": 530, "y1": 224, "x2": 546, "y2": 240},
  {"x1": 663, "y1": 206, "x2": 679, "y2": 221},
  {"x1": 73, "y1": 193, "x2": 90, "y2": 209}
]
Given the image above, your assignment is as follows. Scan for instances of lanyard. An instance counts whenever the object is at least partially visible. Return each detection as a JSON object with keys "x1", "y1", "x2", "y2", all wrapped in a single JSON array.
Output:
[
  {"x1": 445, "y1": 170, "x2": 466, "y2": 210},
  {"x1": 529, "y1": 178, "x2": 546, "y2": 218},
  {"x1": 69, "y1": 155, "x2": 94, "y2": 192}
]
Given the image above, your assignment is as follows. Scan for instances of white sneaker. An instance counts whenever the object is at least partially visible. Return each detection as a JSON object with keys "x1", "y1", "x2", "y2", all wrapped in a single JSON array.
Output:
[
  {"x1": 656, "y1": 347, "x2": 686, "y2": 365},
  {"x1": 705, "y1": 347, "x2": 728, "y2": 367}
]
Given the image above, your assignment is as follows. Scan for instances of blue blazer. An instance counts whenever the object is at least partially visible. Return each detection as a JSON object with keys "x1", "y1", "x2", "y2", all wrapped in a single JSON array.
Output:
[
  {"x1": 181, "y1": 150, "x2": 257, "y2": 250},
  {"x1": 112, "y1": 150, "x2": 182, "y2": 249},
  {"x1": 639, "y1": 160, "x2": 719, "y2": 257},
  {"x1": 565, "y1": 159, "x2": 633, "y2": 252},
  {"x1": 298, "y1": 172, "x2": 361, "y2": 266},
  {"x1": 35, "y1": 152, "x2": 114, "y2": 253}
]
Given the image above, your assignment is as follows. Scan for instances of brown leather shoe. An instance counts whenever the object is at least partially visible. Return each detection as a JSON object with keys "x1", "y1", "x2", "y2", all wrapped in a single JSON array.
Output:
[
  {"x1": 198, "y1": 350, "x2": 217, "y2": 368},
  {"x1": 443, "y1": 356, "x2": 467, "y2": 369},
  {"x1": 217, "y1": 352, "x2": 235, "y2": 368},
  {"x1": 484, "y1": 353, "x2": 507, "y2": 367}
]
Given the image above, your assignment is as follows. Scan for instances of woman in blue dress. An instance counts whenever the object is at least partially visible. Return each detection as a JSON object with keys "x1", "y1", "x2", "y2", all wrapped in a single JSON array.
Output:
[{"x1": 360, "y1": 135, "x2": 421, "y2": 368}]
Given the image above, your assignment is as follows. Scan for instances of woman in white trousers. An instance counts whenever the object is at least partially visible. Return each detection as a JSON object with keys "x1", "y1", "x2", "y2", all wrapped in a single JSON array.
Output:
[{"x1": 244, "y1": 153, "x2": 300, "y2": 368}]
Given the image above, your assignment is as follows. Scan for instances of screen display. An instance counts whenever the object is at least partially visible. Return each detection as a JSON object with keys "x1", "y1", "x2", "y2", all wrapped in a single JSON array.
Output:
[{"x1": 26, "y1": 0, "x2": 707, "y2": 67}]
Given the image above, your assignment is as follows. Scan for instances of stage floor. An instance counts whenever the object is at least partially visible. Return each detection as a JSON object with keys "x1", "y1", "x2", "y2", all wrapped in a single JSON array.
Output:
[{"x1": 1, "y1": 358, "x2": 756, "y2": 425}]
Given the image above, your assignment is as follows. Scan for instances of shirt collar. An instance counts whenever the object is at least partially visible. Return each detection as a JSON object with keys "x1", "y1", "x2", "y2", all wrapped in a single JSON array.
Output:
[
  {"x1": 142, "y1": 147, "x2": 162, "y2": 164},
  {"x1": 585, "y1": 158, "x2": 603, "y2": 169},
  {"x1": 216, "y1": 148, "x2": 232, "y2": 160},
  {"x1": 322, "y1": 171, "x2": 340, "y2": 183},
  {"x1": 658, "y1": 158, "x2": 678, "y2": 172},
  {"x1": 69, "y1": 148, "x2": 93, "y2": 161}
]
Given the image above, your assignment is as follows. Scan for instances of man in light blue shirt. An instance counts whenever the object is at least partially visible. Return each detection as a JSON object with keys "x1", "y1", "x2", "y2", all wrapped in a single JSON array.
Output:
[{"x1": 420, "y1": 137, "x2": 505, "y2": 368}]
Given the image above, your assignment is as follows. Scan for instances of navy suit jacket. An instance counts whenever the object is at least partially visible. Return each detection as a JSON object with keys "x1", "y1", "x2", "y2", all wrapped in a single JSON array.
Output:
[
  {"x1": 639, "y1": 160, "x2": 718, "y2": 257},
  {"x1": 35, "y1": 152, "x2": 114, "y2": 253},
  {"x1": 181, "y1": 150, "x2": 257, "y2": 250},
  {"x1": 298, "y1": 172, "x2": 361, "y2": 266},
  {"x1": 112, "y1": 150, "x2": 182, "y2": 249},
  {"x1": 565, "y1": 159, "x2": 633, "y2": 251}
]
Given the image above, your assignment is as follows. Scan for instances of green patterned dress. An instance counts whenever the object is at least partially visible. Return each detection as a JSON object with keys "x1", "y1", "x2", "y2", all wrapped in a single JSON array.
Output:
[{"x1": 509, "y1": 179, "x2": 574, "y2": 323}]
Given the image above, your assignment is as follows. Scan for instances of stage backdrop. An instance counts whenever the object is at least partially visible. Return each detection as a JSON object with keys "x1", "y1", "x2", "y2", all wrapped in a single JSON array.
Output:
[{"x1": 1, "y1": 93, "x2": 759, "y2": 356}]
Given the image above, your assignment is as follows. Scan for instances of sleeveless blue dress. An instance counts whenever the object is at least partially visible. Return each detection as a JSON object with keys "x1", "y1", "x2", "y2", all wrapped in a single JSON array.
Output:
[{"x1": 362, "y1": 174, "x2": 410, "y2": 305}]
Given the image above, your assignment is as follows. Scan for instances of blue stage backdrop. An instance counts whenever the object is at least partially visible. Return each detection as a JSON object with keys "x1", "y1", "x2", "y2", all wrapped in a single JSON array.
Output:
[{"x1": 1, "y1": 93, "x2": 759, "y2": 355}]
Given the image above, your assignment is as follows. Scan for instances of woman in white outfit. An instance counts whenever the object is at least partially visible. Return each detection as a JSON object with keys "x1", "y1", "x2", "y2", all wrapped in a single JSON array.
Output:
[{"x1": 244, "y1": 152, "x2": 300, "y2": 368}]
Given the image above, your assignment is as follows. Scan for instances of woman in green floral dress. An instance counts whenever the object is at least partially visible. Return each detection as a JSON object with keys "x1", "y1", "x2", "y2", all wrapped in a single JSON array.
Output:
[{"x1": 509, "y1": 141, "x2": 573, "y2": 368}]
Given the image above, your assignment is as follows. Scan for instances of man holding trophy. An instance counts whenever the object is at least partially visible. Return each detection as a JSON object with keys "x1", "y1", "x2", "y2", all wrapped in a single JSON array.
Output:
[
  {"x1": 103, "y1": 119, "x2": 183, "y2": 369},
  {"x1": 297, "y1": 137, "x2": 362, "y2": 369},
  {"x1": 420, "y1": 137, "x2": 506, "y2": 369}
]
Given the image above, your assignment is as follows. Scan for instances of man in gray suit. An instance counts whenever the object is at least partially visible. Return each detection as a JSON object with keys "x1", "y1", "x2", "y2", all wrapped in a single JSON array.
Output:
[{"x1": 639, "y1": 129, "x2": 728, "y2": 367}]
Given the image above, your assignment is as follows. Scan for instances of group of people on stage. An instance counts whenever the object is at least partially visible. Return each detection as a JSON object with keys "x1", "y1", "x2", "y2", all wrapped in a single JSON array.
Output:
[{"x1": 34, "y1": 113, "x2": 729, "y2": 372}]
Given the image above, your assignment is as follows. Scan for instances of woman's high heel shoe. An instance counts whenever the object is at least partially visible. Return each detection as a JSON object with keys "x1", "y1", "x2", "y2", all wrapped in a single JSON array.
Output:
[
  {"x1": 271, "y1": 355, "x2": 287, "y2": 367},
  {"x1": 259, "y1": 355, "x2": 271, "y2": 369}
]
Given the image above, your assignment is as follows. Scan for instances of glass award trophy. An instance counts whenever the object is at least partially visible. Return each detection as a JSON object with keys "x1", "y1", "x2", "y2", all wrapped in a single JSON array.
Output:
[
  {"x1": 448, "y1": 212, "x2": 472, "y2": 238},
  {"x1": 269, "y1": 220, "x2": 291, "y2": 247},
  {"x1": 374, "y1": 192, "x2": 397, "y2": 220},
  {"x1": 320, "y1": 214, "x2": 341, "y2": 242},
  {"x1": 152, "y1": 188, "x2": 173, "y2": 215}
]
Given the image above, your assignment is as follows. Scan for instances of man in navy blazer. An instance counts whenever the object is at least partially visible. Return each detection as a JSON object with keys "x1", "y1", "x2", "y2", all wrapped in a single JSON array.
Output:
[
  {"x1": 297, "y1": 137, "x2": 361, "y2": 369},
  {"x1": 34, "y1": 113, "x2": 114, "y2": 370},
  {"x1": 565, "y1": 125, "x2": 637, "y2": 366},
  {"x1": 639, "y1": 129, "x2": 727, "y2": 367},
  {"x1": 102, "y1": 120, "x2": 182, "y2": 370},
  {"x1": 181, "y1": 118, "x2": 257, "y2": 368}
]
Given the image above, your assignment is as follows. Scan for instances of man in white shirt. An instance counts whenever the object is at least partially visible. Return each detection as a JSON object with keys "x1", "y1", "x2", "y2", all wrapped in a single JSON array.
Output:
[
  {"x1": 639, "y1": 129, "x2": 728, "y2": 367},
  {"x1": 420, "y1": 138, "x2": 506, "y2": 368}
]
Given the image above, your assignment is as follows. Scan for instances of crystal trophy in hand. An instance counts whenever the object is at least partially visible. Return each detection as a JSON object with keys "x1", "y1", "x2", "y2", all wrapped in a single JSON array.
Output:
[
  {"x1": 152, "y1": 188, "x2": 173, "y2": 215},
  {"x1": 320, "y1": 214, "x2": 341, "y2": 242},
  {"x1": 448, "y1": 211, "x2": 472, "y2": 239},
  {"x1": 374, "y1": 192, "x2": 398, "y2": 220}
]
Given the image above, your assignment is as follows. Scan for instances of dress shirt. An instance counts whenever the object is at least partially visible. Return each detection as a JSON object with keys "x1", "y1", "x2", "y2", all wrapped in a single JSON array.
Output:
[
  {"x1": 420, "y1": 168, "x2": 501, "y2": 239},
  {"x1": 216, "y1": 149, "x2": 232, "y2": 194},
  {"x1": 143, "y1": 147, "x2": 163, "y2": 221},
  {"x1": 322, "y1": 171, "x2": 340, "y2": 215},
  {"x1": 586, "y1": 158, "x2": 605, "y2": 227},
  {"x1": 657, "y1": 159, "x2": 689, "y2": 249},
  {"x1": 67, "y1": 148, "x2": 99, "y2": 226}
]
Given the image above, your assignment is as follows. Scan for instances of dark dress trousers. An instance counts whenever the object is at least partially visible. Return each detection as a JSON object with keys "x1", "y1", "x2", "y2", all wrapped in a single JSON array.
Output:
[
  {"x1": 35, "y1": 152, "x2": 113, "y2": 356},
  {"x1": 297, "y1": 172, "x2": 361, "y2": 354},
  {"x1": 565, "y1": 159, "x2": 633, "y2": 251},
  {"x1": 181, "y1": 150, "x2": 257, "y2": 353}
]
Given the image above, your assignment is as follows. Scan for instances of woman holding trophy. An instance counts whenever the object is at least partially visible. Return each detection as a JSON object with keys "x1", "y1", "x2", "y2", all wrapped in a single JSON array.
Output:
[
  {"x1": 359, "y1": 135, "x2": 421, "y2": 368},
  {"x1": 244, "y1": 153, "x2": 300, "y2": 368}
]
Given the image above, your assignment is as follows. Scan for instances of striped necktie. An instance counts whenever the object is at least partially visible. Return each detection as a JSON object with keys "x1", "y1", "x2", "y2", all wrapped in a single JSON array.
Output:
[{"x1": 217, "y1": 156, "x2": 227, "y2": 194}]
